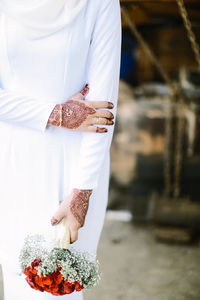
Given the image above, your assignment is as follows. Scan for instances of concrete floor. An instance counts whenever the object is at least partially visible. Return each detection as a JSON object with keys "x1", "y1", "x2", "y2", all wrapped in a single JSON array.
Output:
[{"x1": 1, "y1": 217, "x2": 200, "y2": 300}]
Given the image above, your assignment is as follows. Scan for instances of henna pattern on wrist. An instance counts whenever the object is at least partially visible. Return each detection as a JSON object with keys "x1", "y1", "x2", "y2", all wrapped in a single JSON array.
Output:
[
  {"x1": 62, "y1": 100, "x2": 95, "y2": 129},
  {"x1": 48, "y1": 104, "x2": 61, "y2": 127},
  {"x1": 69, "y1": 188, "x2": 92, "y2": 227}
]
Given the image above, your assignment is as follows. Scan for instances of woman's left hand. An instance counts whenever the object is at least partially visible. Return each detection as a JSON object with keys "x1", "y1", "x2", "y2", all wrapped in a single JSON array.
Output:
[{"x1": 51, "y1": 189, "x2": 92, "y2": 243}]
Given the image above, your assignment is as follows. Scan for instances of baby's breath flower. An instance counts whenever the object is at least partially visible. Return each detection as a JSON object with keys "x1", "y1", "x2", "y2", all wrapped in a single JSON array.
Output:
[{"x1": 19, "y1": 235, "x2": 101, "y2": 289}]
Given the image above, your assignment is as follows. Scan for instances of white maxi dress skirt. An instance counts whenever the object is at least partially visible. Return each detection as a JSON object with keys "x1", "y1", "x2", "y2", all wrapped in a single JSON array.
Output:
[{"x1": 0, "y1": 0, "x2": 121, "y2": 299}]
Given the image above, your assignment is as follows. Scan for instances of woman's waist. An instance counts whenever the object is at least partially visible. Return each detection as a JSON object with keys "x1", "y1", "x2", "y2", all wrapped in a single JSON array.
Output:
[{"x1": 0, "y1": 120, "x2": 83, "y2": 149}]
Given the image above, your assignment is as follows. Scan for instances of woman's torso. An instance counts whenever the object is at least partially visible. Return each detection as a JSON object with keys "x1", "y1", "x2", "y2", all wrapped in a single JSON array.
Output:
[
  {"x1": 0, "y1": 0, "x2": 101, "y2": 192},
  {"x1": 0, "y1": 0, "x2": 99, "y2": 101}
]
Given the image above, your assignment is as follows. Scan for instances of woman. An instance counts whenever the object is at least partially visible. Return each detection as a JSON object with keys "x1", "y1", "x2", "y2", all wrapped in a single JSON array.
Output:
[{"x1": 0, "y1": 0, "x2": 121, "y2": 299}]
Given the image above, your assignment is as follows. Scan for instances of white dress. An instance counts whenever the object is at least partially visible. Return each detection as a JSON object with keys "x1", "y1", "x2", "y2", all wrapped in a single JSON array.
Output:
[{"x1": 0, "y1": 0, "x2": 121, "y2": 299}]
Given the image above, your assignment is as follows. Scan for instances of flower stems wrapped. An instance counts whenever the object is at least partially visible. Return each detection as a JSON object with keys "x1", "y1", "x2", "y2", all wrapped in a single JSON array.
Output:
[{"x1": 19, "y1": 218, "x2": 101, "y2": 296}]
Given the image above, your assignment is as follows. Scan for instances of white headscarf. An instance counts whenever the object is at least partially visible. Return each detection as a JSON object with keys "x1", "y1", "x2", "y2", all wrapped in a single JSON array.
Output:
[{"x1": 0, "y1": 0, "x2": 87, "y2": 39}]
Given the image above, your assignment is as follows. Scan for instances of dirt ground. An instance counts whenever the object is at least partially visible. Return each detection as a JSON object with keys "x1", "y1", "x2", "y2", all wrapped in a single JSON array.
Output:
[
  {"x1": 1, "y1": 215, "x2": 200, "y2": 300},
  {"x1": 85, "y1": 216, "x2": 200, "y2": 300}
]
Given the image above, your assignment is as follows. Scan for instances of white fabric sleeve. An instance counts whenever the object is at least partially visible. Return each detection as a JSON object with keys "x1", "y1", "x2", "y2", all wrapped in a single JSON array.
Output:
[
  {"x1": 0, "y1": 87, "x2": 56, "y2": 132},
  {"x1": 71, "y1": 0, "x2": 122, "y2": 189}
]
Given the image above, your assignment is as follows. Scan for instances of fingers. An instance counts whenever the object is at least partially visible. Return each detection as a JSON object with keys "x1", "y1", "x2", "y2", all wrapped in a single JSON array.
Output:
[
  {"x1": 51, "y1": 217, "x2": 79, "y2": 243},
  {"x1": 94, "y1": 109, "x2": 114, "y2": 119},
  {"x1": 84, "y1": 126, "x2": 108, "y2": 133},
  {"x1": 69, "y1": 226, "x2": 78, "y2": 244},
  {"x1": 92, "y1": 117, "x2": 114, "y2": 126},
  {"x1": 80, "y1": 83, "x2": 89, "y2": 97},
  {"x1": 89, "y1": 101, "x2": 114, "y2": 109},
  {"x1": 51, "y1": 208, "x2": 66, "y2": 225},
  {"x1": 51, "y1": 216, "x2": 59, "y2": 225},
  {"x1": 71, "y1": 83, "x2": 89, "y2": 100}
]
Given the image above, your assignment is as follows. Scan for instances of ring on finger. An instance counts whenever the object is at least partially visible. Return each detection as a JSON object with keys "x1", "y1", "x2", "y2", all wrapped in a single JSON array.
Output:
[{"x1": 93, "y1": 117, "x2": 99, "y2": 124}]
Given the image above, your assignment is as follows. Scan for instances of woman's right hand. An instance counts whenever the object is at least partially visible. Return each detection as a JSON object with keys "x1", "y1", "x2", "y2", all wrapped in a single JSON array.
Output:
[
  {"x1": 51, "y1": 188, "x2": 93, "y2": 243},
  {"x1": 47, "y1": 83, "x2": 114, "y2": 133}
]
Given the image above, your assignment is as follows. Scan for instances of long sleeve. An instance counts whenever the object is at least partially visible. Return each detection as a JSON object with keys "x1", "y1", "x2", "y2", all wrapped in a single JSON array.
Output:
[
  {"x1": 71, "y1": 0, "x2": 122, "y2": 189},
  {"x1": 0, "y1": 87, "x2": 56, "y2": 132}
]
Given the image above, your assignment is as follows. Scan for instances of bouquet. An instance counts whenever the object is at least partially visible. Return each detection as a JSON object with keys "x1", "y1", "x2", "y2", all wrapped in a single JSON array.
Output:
[{"x1": 19, "y1": 218, "x2": 101, "y2": 296}]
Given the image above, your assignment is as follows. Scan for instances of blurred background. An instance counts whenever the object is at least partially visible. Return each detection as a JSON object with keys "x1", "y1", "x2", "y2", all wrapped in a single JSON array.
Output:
[
  {"x1": 86, "y1": 0, "x2": 200, "y2": 299},
  {"x1": 1, "y1": 1, "x2": 200, "y2": 300}
]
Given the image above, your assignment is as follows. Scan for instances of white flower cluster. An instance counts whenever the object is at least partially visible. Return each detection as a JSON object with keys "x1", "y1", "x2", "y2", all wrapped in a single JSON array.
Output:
[{"x1": 19, "y1": 234, "x2": 101, "y2": 289}]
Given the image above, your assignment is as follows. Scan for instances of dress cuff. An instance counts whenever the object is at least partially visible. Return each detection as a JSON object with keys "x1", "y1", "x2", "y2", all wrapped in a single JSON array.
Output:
[{"x1": 37, "y1": 101, "x2": 56, "y2": 132}]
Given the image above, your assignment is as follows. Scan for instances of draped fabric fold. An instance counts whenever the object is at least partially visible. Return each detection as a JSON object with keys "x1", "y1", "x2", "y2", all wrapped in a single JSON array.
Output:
[{"x1": 0, "y1": 0, "x2": 87, "y2": 38}]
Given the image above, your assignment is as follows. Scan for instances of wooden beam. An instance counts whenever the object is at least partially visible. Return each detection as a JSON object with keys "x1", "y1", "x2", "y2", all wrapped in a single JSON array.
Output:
[
  {"x1": 122, "y1": 5, "x2": 150, "y2": 25},
  {"x1": 136, "y1": 4, "x2": 200, "y2": 21},
  {"x1": 121, "y1": 1, "x2": 200, "y2": 25}
]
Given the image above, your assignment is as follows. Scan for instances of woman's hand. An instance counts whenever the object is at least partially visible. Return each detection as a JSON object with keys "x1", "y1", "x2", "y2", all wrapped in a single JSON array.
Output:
[
  {"x1": 47, "y1": 83, "x2": 114, "y2": 133},
  {"x1": 51, "y1": 188, "x2": 92, "y2": 243}
]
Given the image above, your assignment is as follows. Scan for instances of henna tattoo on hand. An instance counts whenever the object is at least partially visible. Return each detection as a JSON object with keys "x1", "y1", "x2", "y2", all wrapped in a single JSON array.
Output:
[
  {"x1": 62, "y1": 100, "x2": 95, "y2": 129},
  {"x1": 48, "y1": 99, "x2": 95, "y2": 129},
  {"x1": 69, "y1": 188, "x2": 92, "y2": 227},
  {"x1": 47, "y1": 104, "x2": 61, "y2": 127}
]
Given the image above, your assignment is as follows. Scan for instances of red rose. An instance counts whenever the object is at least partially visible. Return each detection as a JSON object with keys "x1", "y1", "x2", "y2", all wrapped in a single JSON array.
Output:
[
  {"x1": 26, "y1": 277, "x2": 37, "y2": 290},
  {"x1": 63, "y1": 280, "x2": 75, "y2": 294},
  {"x1": 24, "y1": 267, "x2": 31, "y2": 277},
  {"x1": 24, "y1": 262, "x2": 84, "y2": 296},
  {"x1": 52, "y1": 270, "x2": 63, "y2": 285},
  {"x1": 31, "y1": 258, "x2": 41, "y2": 268},
  {"x1": 63, "y1": 280, "x2": 74, "y2": 288},
  {"x1": 57, "y1": 264, "x2": 62, "y2": 272},
  {"x1": 51, "y1": 291, "x2": 64, "y2": 296},
  {"x1": 42, "y1": 274, "x2": 53, "y2": 286},
  {"x1": 34, "y1": 275, "x2": 44, "y2": 287},
  {"x1": 24, "y1": 265, "x2": 37, "y2": 276},
  {"x1": 25, "y1": 277, "x2": 44, "y2": 292},
  {"x1": 31, "y1": 268, "x2": 38, "y2": 275},
  {"x1": 34, "y1": 274, "x2": 53, "y2": 288},
  {"x1": 74, "y1": 281, "x2": 83, "y2": 291},
  {"x1": 44, "y1": 284, "x2": 59, "y2": 293},
  {"x1": 63, "y1": 285, "x2": 75, "y2": 294}
]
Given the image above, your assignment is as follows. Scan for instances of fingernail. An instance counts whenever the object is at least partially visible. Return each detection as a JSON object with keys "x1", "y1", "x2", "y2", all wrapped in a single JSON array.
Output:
[
  {"x1": 108, "y1": 121, "x2": 114, "y2": 125},
  {"x1": 81, "y1": 85, "x2": 89, "y2": 96},
  {"x1": 84, "y1": 84, "x2": 89, "y2": 91},
  {"x1": 97, "y1": 127, "x2": 108, "y2": 133},
  {"x1": 108, "y1": 102, "x2": 114, "y2": 109},
  {"x1": 51, "y1": 217, "x2": 59, "y2": 225}
]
